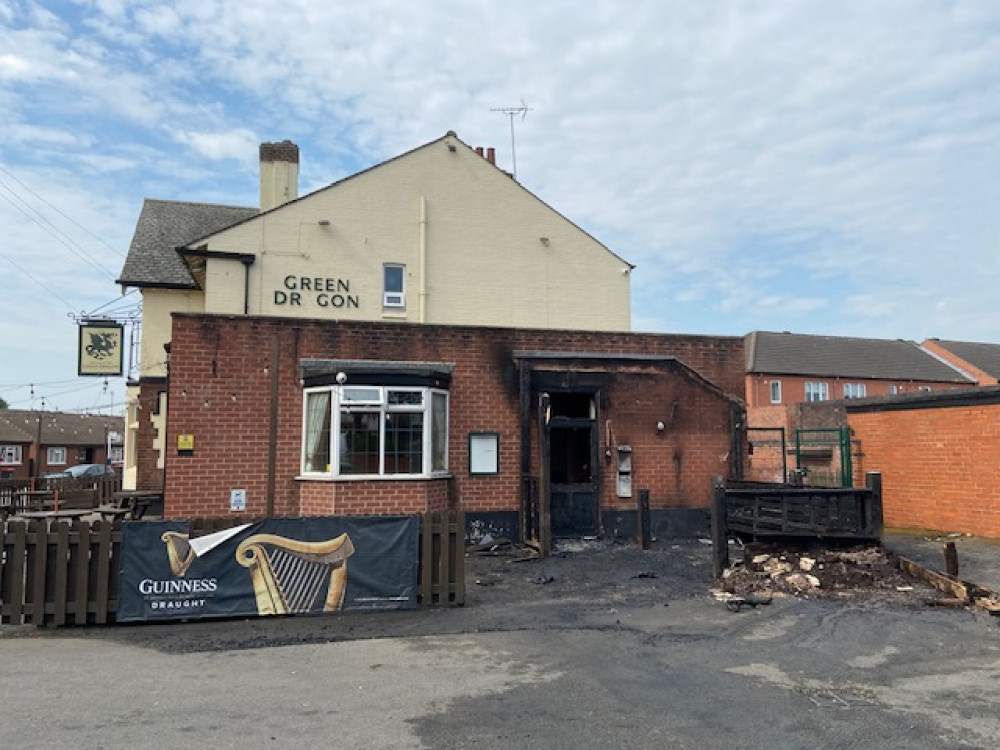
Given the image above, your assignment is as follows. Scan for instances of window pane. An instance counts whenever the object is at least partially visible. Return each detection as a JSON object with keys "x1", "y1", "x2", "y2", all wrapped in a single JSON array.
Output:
[
  {"x1": 304, "y1": 391, "x2": 331, "y2": 472},
  {"x1": 384, "y1": 412, "x2": 423, "y2": 474},
  {"x1": 342, "y1": 386, "x2": 381, "y2": 403},
  {"x1": 388, "y1": 390, "x2": 423, "y2": 406},
  {"x1": 431, "y1": 391, "x2": 448, "y2": 472},
  {"x1": 384, "y1": 265, "x2": 404, "y2": 293},
  {"x1": 340, "y1": 410, "x2": 381, "y2": 474},
  {"x1": 384, "y1": 265, "x2": 405, "y2": 307}
]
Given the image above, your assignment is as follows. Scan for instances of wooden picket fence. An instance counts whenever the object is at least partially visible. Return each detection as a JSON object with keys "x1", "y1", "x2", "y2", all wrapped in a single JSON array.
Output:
[{"x1": 0, "y1": 510, "x2": 465, "y2": 626}]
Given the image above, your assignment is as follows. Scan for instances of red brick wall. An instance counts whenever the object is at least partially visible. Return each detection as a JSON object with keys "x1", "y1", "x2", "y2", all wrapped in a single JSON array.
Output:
[
  {"x1": 849, "y1": 400, "x2": 1000, "y2": 538},
  {"x1": 299, "y1": 478, "x2": 451, "y2": 515},
  {"x1": 595, "y1": 368, "x2": 734, "y2": 510},
  {"x1": 163, "y1": 316, "x2": 744, "y2": 519}
]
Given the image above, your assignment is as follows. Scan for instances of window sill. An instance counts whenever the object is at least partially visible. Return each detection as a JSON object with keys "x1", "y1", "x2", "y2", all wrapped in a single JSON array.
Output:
[
  {"x1": 381, "y1": 311, "x2": 407, "y2": 319},
  {"x1": 295, "y1": 473, "x2": 452, "y2": 482}
]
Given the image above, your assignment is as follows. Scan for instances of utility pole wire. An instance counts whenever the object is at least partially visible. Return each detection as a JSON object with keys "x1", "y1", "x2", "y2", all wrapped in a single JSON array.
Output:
[
  {"x1": 0, "y1": 162, "x2": 125, "y2": 258},
  {"x1": 0, "y1": 248, "x2": 78, "y2": 311},
  {"x1": 0, "y1": 182, "x2": 118, "y2": 278}
]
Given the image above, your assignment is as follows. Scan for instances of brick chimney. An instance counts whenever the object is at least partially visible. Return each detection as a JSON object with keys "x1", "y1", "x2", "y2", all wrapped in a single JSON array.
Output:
[{"x1": 259, "y1": 140, "x2": 299, "y2": 211}]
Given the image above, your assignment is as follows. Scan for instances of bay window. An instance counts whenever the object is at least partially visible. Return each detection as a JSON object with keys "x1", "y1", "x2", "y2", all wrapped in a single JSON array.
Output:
[{"x1": 302, "y1": 384, "x2": 449, "y2": 477}]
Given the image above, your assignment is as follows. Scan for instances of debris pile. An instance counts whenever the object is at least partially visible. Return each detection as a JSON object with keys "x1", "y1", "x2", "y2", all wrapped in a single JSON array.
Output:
[{"x1": 718, "y1": 543, "x2": 920, "y2": 601}]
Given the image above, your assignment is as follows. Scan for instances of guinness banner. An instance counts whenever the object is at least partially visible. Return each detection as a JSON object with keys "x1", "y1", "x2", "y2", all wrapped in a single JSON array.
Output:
[{"x1": 118, "y1": 516, "x2": 419, "y2": 623}]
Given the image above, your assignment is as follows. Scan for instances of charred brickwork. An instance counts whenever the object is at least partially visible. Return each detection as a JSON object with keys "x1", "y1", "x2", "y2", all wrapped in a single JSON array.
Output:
[{"x1": 161, "y1": 315, "x2": 745, "y2": 526}]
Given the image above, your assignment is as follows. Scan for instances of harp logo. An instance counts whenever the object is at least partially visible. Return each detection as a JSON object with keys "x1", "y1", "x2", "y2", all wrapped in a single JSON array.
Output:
[
  {"x1": 236, "y1": 532, "x2": 355, "y2": 615},
  {"x1": 158, "y1": 526, "x2": 356, "y2": 616}
]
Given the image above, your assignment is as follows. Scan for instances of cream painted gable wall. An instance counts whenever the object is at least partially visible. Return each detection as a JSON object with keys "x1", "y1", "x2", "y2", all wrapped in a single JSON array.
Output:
[
  {"x1": 140, "y1": 288, "x2": 205, "y2": 378},
  {"x1": 199, "y1": 136, "x2": 631, "y2": 331}
]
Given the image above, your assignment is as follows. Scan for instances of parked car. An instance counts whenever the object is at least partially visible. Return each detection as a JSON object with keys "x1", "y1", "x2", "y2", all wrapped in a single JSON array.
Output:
[{"x1": 45, "y1": 464, "x2": 115, "y2": 479}]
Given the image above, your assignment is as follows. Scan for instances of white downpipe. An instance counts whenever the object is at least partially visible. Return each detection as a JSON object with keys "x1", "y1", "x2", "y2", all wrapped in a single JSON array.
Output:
[{"x1": 419, "y1": 196, "x2": 428, "y2": 323}]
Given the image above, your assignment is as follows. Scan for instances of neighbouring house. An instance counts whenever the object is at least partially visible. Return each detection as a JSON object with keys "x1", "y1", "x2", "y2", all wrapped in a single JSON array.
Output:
[
  {"x1": 743, "y1": 331, "x2": 974, "y2": 485},
  {"x1": 162, "y1": 314, "x2": 746, "y2": 543},
  {"x1": 0, "y1": 410, "x2": 124, "y2": 480},
  {"x1": 846, "y1": 386, "x2": 1000, "y2": 538},
  {"x1": 921, "y1": 338, "x2": 1000, "y2": 386},
  {"x1": 118, "y1": 132, "x2": 633, "y2": 494}
]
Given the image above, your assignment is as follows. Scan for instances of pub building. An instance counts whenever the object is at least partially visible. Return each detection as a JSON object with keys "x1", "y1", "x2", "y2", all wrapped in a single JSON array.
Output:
[{"x1": 118, "y1": 132, "x2": 745, "y2": 542}]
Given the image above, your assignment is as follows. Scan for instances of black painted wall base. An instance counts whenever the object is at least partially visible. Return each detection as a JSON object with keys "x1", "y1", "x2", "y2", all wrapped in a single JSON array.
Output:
[{"x1": 463, "y1": 508, "x2": 711, "y2": 545}]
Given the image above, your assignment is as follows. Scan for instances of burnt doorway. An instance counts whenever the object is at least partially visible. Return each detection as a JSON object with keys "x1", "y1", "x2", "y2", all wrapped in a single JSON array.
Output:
[{"x1": 547, "y1": 392, "x2": 598, "y2": 536}]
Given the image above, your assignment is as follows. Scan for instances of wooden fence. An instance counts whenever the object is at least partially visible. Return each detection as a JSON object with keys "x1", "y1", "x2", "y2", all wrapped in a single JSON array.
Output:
[
  {"x1": 711, "y1": 473, "x2": 882, "y2": 577},
  {"x1": 1, "y1": 510, "x2": 465, "y2": 626},
  {"x1": 1, "y1": 475, "x2": 121, "y2": 516}
]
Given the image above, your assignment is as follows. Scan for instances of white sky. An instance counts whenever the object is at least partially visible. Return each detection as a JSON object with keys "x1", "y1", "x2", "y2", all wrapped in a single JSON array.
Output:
[{"x1": 1, "y1": 0, "x2": 998, "y2": 412}]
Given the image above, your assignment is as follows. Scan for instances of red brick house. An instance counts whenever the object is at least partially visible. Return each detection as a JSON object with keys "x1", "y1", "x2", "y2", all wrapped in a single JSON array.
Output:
[
  {"x1": 922, "y1": 338, "x2": 1000, "y2": 386},
  {"x1": 158, "y1": 314, "x2": 745, "y2": 541},
  {"x1": 0, "y1": 410, "x2": 124, "y2": 480},
  {"x1": 743, "y1": 331, "x2": 974, "y2": 485},
  {"x1": 746, "y1": 331, "x2": 973, "y2": 421}
]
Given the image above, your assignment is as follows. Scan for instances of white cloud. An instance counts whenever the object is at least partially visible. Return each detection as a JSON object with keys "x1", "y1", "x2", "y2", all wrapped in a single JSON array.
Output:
[{"x1": 169, "y1": 128, "x2": 259, "y2": 162}]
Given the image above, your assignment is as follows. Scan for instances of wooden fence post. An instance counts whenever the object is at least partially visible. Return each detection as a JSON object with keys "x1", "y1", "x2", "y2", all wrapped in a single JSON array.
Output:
[
  {"x1": 866, "y1": 472, "x2": 883, "y2": 540},
  {"x1": 637, "y1": 489, "x2": 651, "y2": 550},
  {"x1": 710, "y1": 476, "x2": 728, "y2": 578}
]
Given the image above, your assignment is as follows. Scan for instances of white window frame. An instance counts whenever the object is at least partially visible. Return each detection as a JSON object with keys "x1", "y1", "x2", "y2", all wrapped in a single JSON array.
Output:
[
  {"x1": 769, "y1": 380, "x2": 782, "y2": 404},
  {"x1": 804, "y1": 381, "x2": 829, "y2": 402},
  {"x1": 1, "y1": 445, "x2": 22, "y2": 465},
  {"x1": 383, "y1": 264, "x2": 405, "y2": 308},
  {"x1": 301, "y1": 384, "x2": 449, "y2": 478},
  {"x1": 47, "y1": 447, "x2": 67, "y2": 465},
  {"x1": 842, "y1": 383, "x2": 866, "y2": 399},
  {"x1": 888, "y1": 385, "x2": 898, "y2": 395}
]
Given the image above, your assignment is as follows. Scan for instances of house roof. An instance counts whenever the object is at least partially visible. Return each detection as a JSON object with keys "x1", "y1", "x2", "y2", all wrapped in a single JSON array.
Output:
[
  {"x1": 117, "y1": 199, "x2": 258, "y2": 288},
  {"x1": 745, "y1": 331, "x2": 973, "y2": 383},
  {"x1": 925, "y1": 339, "x2": 1000, "y2": 380},
  {"x1": 117, "y1": 132, "x2": 631, "y2": 290},
  {"x1": 0, "y1": 411, "x2": 125, "y2": 447}
]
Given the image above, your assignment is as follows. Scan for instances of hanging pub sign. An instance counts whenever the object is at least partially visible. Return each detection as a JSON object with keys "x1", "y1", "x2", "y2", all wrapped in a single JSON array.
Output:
[
  {"x1": 117, "y1": 515, "x2": 419, "y2": 623},
  {"x1": 78, "y1": 322, "x2": 124, "y2": 376}
]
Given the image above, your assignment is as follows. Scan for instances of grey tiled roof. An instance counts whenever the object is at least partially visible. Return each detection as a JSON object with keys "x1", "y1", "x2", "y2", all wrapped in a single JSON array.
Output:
[
  {"x1": 117, "y1": 199, "x2": 257, "y2": 288},
  {"x1": 928, "y1": 340, "x2": 1000, "y2": 379},
  {"x1": 0, "y1": 411, "x2": 124, "y2": 446},
  {"x1": 745, "y1": 331, "x2": 973, "y2": 382}
]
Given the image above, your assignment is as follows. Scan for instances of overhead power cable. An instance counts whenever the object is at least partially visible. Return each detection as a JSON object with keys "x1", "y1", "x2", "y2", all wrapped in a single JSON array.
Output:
[
  {"x1": 0, "y1": 248, "x2": 78, "y2": 312},
  {"x1": 0, "y1": 161, "x2": 125, "y2": 258},
  {"x1": 0, "y1": 183, "x2": 118, "y2": 278}
]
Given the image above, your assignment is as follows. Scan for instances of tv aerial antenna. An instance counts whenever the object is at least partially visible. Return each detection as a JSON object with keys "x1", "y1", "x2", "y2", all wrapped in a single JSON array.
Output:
[{"x1": 491, "y1": 100, "x2": 533, "y2": 180}]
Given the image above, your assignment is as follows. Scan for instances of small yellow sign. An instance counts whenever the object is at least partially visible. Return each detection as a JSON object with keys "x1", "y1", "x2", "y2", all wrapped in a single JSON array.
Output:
[{"x1": 177, "y1": 434, "x2": 195, "y2": 452}]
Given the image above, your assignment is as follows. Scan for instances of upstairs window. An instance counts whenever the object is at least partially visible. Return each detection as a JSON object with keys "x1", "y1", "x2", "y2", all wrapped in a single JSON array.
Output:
[
  {"x1": 769, "y1": 380, "x2": 782, "y2": 404},
  {"x1": 383, "y1": 264, "x2": 405, "y2": 308},
  {"x1": 47, "y1": 447, "x2": 67, "y2": 465},
  {"x1": 842, "y1": 383, "x2": 867, "y2": 399},
  {"x1": 804, "y1": 381, "x2": 829, "y2": 402},
  {"x1": 1, "y1": 445, "x2": 22, "y2": 465}
]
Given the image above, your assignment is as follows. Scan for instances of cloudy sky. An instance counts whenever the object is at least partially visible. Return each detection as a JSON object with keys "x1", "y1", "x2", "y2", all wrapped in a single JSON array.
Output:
[{"x1": 1, "y1": 0, "x2": 998, "y2": 413}]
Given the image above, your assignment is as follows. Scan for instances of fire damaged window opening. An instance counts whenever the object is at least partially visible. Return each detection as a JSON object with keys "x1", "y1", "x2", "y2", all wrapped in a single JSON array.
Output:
[{"x1": 301, "y1": 385, "x2": 449, "y2": 479}]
